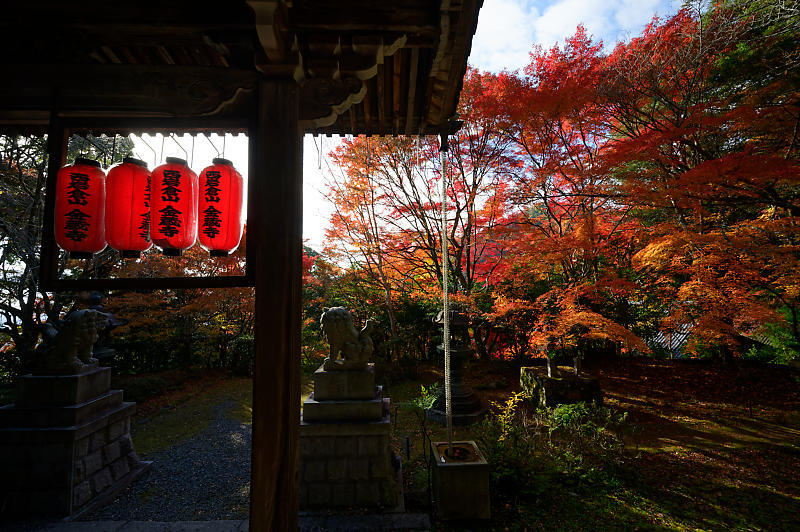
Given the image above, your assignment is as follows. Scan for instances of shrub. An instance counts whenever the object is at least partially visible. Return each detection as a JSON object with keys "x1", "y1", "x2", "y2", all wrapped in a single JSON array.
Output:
[
  {"x1": 544, "y1": 402, "x2": 628, "y2": 467},
  {"x1": 475, "y1": 397, "x2": 631, "y2": 514},
  {"x1": 120, "y1": 375, "x2": 169, "y2": 403},
  {"x1": 228, "y1": 335, "x2": 254, "y2": 377},
  {"x1": 475, "y1": 393, "x2": 548, "y2": 502}
]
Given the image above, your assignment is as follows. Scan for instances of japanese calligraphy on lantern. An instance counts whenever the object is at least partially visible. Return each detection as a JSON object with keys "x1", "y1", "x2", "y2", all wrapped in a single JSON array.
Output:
[
  {"x1": 64, "y1": 208, "x2": 91, "y2": 241},
  {"x1": 202, "y1": 205, "x2": 222, "y2": 238},
  {"x1": 161, "y1": 170, "x2": 181, "y2": 202},
  {"x1": 149, "y1": 157, "x2": 198, "y2": 255},
  {"x1": 55, "y1": 158, "x2": 106, "y2": 257},
  {"x1": 158, "y1": 205, "x2": 182, "y2": 237},
  {"x1": 66, "y1": 172, "x2": 90, "y2": 206},
  {"x1": 140, "y1": 176, "x2": 152, "y2": 242},
  {"x1": 204, "y1": 170, "x2": 222, "y2": 203}
]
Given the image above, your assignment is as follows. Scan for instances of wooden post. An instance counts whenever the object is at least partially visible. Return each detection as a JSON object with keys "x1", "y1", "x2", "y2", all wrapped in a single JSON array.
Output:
[
  {"x1": 40, "y1": 112, "x2": 66, "y2": 290},
  {"x1": 248, "y1": 79, "x2": 303, "y2": 530}
]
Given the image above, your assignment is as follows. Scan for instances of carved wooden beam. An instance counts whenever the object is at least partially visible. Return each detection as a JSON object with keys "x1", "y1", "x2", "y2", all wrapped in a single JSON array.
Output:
[
  {"x1": 0, "y1": 64, "x2": 258, "y2": 118},
  {"x1": 298, "y1": 35, "x2": 406, "y2": 129}
]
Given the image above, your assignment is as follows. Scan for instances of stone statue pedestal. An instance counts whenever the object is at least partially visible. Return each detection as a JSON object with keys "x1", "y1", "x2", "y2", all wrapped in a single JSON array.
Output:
[
  {"x1": 0, "y1": 366, "x2": 151, "y2": 517},
  {"x1": 300, "y1": 362, "x2": 402, "y2": 510}
]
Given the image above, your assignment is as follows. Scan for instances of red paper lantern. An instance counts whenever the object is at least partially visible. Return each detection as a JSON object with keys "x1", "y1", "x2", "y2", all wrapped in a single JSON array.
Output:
[
  {"x1": 54, "y1": 157, "x2": 106, "y2": 258},
  {"x1": 150, "y1": 157, "x2": 198, "y2": 256},
  {"x1": 105, "y1": 157, "x2": 152, "y2": 258},
  {"x1": 198, "y1": 158, "x2": 244, "y2": 257}
]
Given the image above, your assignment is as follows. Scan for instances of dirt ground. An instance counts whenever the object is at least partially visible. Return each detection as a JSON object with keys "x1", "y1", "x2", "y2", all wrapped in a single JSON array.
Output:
[{"x1": 119, "y1": 356, "x2": 800, "y2": 530}]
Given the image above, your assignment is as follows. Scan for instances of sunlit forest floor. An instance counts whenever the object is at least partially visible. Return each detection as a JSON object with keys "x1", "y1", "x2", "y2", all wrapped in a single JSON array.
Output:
[{"x1": 118, "y1": 357, "x2": 800, "y2": 530}]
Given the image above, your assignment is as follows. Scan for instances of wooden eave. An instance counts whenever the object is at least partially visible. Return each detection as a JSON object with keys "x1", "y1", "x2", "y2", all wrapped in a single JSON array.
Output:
[{"x1": 0, "y1": 0, "x2": 483, "y2": 137}]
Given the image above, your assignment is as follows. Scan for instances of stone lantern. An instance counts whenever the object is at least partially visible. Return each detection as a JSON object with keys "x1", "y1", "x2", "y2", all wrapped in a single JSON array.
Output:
[{"x1": 425, "y1": 307, "x2": 484, "y2": 425}]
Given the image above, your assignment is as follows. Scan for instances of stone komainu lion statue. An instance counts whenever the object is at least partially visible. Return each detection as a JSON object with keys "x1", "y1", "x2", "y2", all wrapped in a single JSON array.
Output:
[
  {"x1": 320, "y1": 307, "x2": 375, "y2": 370},
  {"x1": 36, "y1": 309, "x2": 108, "y2": 375}
]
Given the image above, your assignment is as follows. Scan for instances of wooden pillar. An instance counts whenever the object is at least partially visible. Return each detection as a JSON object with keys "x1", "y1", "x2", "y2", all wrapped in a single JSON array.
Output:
[
  {"x1": 248, "y1": 79, "x2": 303, "y2": 531},
  {"x1": 41, "y1": 112, "x2": 66, "y2": 289}
]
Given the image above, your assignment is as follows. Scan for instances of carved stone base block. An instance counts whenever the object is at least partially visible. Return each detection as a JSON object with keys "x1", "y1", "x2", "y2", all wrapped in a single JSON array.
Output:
[
  {"x1": 312, "y1": 363, "x2": 376, "y2": 401},
  {"x1": 0, "y1": 367, "x2": 150, "y2": 516},
  {"x1": 430, "y1": 441, "x2": 490, "y2": 521},
  {"x1": 303, "y1": 388, "x2": 387, "y2": 422},
  {"x1": 299, "y1": 363, "x2": 402, "y2": 510}
]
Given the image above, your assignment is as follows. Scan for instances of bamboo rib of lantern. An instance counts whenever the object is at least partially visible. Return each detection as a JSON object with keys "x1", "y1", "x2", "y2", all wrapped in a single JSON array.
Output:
[{"x1": 105, "y1": 157, "x2": 152, "y2": 258}]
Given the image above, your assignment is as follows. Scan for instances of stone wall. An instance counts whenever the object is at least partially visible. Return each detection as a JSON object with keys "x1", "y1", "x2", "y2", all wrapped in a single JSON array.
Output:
[
  {"x1": 520, "y1": 366, "x2": 603, "y2": 408},
  {"x1": 300, "y1": 423, "x2": 397, "y2": 508}
]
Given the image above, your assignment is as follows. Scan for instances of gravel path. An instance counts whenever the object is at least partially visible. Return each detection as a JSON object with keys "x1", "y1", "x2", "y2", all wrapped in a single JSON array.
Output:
[{"x1": 82, "y1": 400, "x2": 252, "y2": 521}]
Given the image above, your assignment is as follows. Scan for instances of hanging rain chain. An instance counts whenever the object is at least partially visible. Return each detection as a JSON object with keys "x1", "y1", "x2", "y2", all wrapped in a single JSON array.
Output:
[{"x1": 440, "y1": 133, "x2": 454, "y2": 455}]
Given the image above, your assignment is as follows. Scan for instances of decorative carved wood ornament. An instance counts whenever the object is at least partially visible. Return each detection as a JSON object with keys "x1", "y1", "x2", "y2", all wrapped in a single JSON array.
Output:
[{"x1": 247, "y1": 0, "x2": 408, "y2": 129}]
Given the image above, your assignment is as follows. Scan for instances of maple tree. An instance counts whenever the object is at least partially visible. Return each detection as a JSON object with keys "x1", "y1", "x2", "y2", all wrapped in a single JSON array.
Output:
[
  {"x1": 481, "y1": 27, "x2": 647, "y2": 359},
  {"x1": 104, "y1": 230, "x2": 252, "y2": 372},
  {"x1": 3, "y1": 1, "x2": 798, "y2": 382},
  {"x1": 322, "y1": 2, "x2": 799, "y2": 363},
  {"x1": 324, "y1": 70, "x2": 515, "y2": 358},
  {"x1": 602, "y1": 2, "x2": 800, "y2": 356},
  {"x1": 105, "y1": 231, "x2": 320, "y2": 373}
]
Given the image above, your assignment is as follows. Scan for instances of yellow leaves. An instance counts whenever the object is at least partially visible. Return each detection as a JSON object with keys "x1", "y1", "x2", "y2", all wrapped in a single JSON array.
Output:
[
  {"x1": 633, "y1": 234, "x2": 688, "y2": 269},
  {"x1": 558, "y1": 309, "x2": 649, "y2": 353},
  {"x1": 491, "y1": 295, "x2": 535, "y2": 318},
  {"x1": 785, "y1": 285, "x2": 800, "y2": 299},
  {"x1": 490, "y1": 392, "x2": 525, "y2": 442}
]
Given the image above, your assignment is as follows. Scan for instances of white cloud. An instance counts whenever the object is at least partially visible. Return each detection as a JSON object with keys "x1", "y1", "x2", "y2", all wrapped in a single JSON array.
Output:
[
  {"x1": 470, "y1": 0, "x2": 680, "y2": 72},
  {"x1": 533, "y1": 0, "x2": 614, "y2": 49},
  {"x1": 470, "y1": 0, "x2": 539, "y2": 72},
  {"x1": 615, "y1": 0, "x2": 664, "y2": 29}
]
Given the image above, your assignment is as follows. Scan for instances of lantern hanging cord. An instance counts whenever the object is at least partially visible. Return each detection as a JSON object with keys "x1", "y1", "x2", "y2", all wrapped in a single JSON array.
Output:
[
  {"x1": 137, "y1": 135, "x2": 158, "y2": 168},
  {"x1": 169, "y1": 133, "x2": 188, "y2": 162},
  {"x1": 84, "y1": 134, "x2": 110, "y2": 164},
  {"x1": 440, "y1": 132, "x2": 453, "y2": 455},
  {"x1": 202, "y1": 133, "x2": 222, "y2": 158}
]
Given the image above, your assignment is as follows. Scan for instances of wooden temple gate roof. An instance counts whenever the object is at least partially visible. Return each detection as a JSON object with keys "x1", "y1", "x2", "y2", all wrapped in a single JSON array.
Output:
[{"x1": 0, "y1": 0, "x2": 482, "y2": 136}]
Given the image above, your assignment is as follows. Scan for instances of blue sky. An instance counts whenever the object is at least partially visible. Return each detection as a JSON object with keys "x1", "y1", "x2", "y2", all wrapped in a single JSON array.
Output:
[{"x1": 470, "y1": 0, "x2": 681, "y2": 72}]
